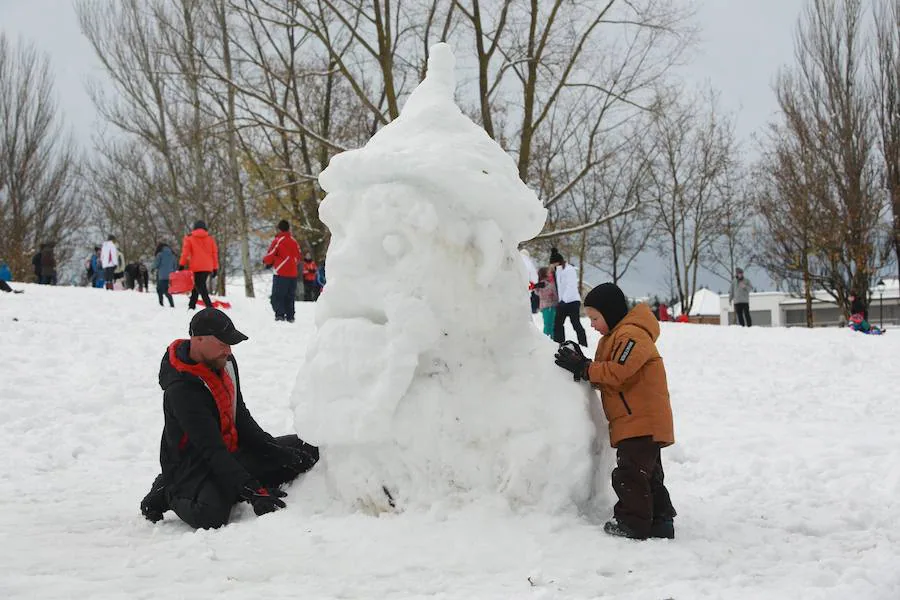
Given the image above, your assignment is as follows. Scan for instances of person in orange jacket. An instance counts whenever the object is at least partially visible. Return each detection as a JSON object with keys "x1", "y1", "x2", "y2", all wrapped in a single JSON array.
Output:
[
  {"x1": 179, "y1": 220, "x2": 219, "y2": 310},
  {"x1": 554, "y1": 282, "x2": 676, "y2": 541}
]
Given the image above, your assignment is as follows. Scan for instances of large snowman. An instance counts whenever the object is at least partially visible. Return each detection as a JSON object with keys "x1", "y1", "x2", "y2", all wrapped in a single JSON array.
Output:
[{"x1": 292, "y1": 43, "x2": 612, "y2": 515}]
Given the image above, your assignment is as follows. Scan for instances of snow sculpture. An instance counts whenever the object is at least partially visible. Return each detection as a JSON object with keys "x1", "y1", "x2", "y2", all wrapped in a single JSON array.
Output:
[{"x1": 293, "y1": 43, "x2": 611, "y2": 514}]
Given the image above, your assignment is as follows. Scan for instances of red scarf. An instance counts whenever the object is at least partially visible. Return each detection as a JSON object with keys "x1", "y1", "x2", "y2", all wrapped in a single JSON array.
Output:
[{"x1": 167, "y1": 340, "x2": 239, "y2": 452}]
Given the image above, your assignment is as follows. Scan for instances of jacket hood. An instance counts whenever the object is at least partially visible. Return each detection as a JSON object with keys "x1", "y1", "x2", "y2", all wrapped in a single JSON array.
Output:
[
  {"x1": 612, "y1": 303, "x2": 660, "y2": 342},
  {"x1": 159, "y1": 339, "x2": 203, "y2": 391},
  {"x1": 190, "y1": 228, "x2": 209, "y2": 238}
]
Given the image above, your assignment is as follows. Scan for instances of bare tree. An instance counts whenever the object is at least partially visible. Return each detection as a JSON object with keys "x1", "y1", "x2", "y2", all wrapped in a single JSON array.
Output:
[
  {"x1": 79, "y1": 0, "x2": 237, "y2": 293},
  {"x1": 648, "y1": 88, "x2": 736, "y2": 315},
  {"x1": 764, "y1": 0, "x2": 890, "y2": 317},
  {"x1": 582, "y1": 132, "x2": 658, "y2": 285},
  {"x1": 0, "y1": 34, "x2": 82, "y2": 280},
  {"x1": 871, "y1": 0, "x2": 900, "y2": 280},
  {"x1": 455, "y1": 0, "x2": 695, "y2": 242},
  {"x1": 213, "y1": 0, "x2": 360, "y2": 260},
  {"x1": 703, "y1": 161, "x2": 756, "y2": 285},
  {"x1": 201, "y1": 0, "x2": 256, "y2": 297},
  {"x1": 756, "y1": 116, "x2": 825, "y2": 327}
]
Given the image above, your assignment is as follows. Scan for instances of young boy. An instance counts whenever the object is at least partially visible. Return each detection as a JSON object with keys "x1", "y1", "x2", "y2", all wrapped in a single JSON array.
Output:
[{"x1": 554, "y1": 282, "x2": 676, "y2": 540}]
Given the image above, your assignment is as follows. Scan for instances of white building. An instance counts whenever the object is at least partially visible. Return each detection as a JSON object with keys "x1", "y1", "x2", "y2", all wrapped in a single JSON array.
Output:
[{"x1": 718, "y1": 279, "x2": 900, "y2": 328}]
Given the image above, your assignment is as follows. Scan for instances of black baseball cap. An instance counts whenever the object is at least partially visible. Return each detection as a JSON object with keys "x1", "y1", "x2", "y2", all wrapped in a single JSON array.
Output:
[{"x1": 189, "y1": 308, "x2": 249, "y2": 345}]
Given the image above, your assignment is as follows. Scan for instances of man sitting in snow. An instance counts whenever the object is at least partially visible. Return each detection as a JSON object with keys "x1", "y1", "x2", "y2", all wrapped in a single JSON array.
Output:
[{"x1": 140, "y1": 308, "x2": 319, "y2": 528}]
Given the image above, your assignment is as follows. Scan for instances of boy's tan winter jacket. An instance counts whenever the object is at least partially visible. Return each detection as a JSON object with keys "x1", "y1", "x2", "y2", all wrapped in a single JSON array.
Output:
[{"x1": 586, "y1": 303, "x2": 675, "y2": 448}]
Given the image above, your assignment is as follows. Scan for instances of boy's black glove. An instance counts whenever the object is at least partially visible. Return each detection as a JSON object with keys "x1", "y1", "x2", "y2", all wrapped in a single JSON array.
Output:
[
  {"x1": 212, "y1": 269, "x2": 218, "y2": 277},
  {"x1": 554, "y1": 341, "x2": 591, "y2": 381},
  {"x1": 534, "y1": 281, "x2": 547, "y2": 289},
  {"x1": 177, "y1": 265, "x2": 185, "y2": 271},
  {"x1": 239, "y1": 481, "x2": 287, "y2": 516}
]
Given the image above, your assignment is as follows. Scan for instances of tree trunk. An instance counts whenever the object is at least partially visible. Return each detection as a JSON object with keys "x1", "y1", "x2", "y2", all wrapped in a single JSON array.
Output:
[
  {"x1": 802, "y1": 250, "x2": 813, "y2": 327},
  {"x1": 217, "y1": 1, "x2": 254, "y2": 298}
]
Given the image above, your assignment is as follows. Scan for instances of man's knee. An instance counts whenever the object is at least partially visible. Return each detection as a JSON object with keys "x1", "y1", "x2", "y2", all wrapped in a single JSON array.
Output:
[{"x1": 171, "y1": 498, "x2": 233, "y2": 529}]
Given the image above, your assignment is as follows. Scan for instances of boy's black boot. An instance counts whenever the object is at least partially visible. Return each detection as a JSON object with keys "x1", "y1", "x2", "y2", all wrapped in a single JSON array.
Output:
[
  {"x1": 603, "y1": 519, "x2": 647, "y2": 540},
  {"x1": 649, "y1": 518, "x2": 675, "y2": 539}
]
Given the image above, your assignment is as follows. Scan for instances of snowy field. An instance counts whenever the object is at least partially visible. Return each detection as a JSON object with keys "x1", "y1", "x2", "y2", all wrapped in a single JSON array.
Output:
[{"x1": 1, "y1": 282, "x2": 898, "y2": 599}]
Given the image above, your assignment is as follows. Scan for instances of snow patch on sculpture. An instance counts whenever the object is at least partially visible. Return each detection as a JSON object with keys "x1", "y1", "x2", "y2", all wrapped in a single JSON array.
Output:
[{"x1": 292, "y1": 43, "x2": 612, "y2": 514}]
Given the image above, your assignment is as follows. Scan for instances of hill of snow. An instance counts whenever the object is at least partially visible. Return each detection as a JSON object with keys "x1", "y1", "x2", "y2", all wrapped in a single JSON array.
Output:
[{"x1": 1, "y1": 282, "x2": 898, "y2": 599}]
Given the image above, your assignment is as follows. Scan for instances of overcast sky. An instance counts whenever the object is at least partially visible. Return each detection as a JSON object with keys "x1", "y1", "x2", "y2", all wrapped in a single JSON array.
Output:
[{"x1": 0, "y1": 0, "x2": 808, "y2": 297}]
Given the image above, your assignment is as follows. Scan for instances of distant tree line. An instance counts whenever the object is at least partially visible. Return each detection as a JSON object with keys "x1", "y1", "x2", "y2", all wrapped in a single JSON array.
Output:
[{"x1": 0, "y1": 0, "x2": 896, "y2": 322}]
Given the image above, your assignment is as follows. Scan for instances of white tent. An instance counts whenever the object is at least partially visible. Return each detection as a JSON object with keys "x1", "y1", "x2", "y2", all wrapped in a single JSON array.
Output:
[{"x1": 672, "y1": 288, "x2": 722, "y2": 316}]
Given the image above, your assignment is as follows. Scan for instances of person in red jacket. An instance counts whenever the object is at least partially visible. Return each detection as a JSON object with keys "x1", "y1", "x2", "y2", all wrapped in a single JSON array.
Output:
[
  {"x1": 179, "y1": 220, "x2": 219, "y2": 310},
  {"x1": 262, "y1": 220, "x2": 301, "y2": 322},
  {"x1": 301, "y1": 255, "x2": 319, "y2": 301}
]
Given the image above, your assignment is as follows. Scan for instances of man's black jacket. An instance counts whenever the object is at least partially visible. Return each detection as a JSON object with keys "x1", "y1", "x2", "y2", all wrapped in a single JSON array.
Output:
[{"x1": 158, "y1": 340, "x2": 276, "y2": 495}]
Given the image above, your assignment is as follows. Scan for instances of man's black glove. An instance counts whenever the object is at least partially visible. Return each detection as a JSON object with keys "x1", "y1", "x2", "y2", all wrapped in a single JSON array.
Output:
[
  {"x1": 177, "y1": 265, "x2": 185, "y2": 271},
  {"x1": 554, "y1": 341, "x2": 591, "y2": 382},
  {"x1": 534, "y1": 281, "x2": 547, "y2": 289},
  {"x1": 267, "y1": 439, "x2": 320, "y2": 474},
  {"x1": 212, "y1": 269, "x2": 218, "y2": 277},
  {"x1": 239, "y1": 481, "x2": 287, "y2": 516}
]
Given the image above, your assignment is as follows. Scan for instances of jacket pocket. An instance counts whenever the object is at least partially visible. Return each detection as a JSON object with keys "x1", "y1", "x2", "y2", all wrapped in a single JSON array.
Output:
[{"x1": 618, "y1": 391, "x2": 633, "y2": 415}]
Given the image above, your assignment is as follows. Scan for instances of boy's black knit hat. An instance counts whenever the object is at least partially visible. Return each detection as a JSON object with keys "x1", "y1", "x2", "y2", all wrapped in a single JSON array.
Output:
[{"x1": 584, "y1": 283, "x2": 629, "y2": 330}]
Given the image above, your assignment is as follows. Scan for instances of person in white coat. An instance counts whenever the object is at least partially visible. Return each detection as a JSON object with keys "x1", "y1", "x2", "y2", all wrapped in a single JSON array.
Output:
[
  {"x1": 100, "y1": 235, "x2": 119, "y2": 291},
  {"x1": 550, "y1": 247, "x2": 588, "y2": 346}
]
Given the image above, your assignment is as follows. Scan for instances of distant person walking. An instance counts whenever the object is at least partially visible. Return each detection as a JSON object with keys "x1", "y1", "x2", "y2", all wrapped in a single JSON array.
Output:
[
  {"x1": 101, "y1": 236, "x2": 119, "y2": 291},
  {"x1": 153, "y1": 243, "x2": 178, "y2": 307},
  {"x1": 262, "y1": 220, "x2": 301, "y2": 322},
  {"x1": 550, "y1": 247, "x2": 588, "y2": 347},
  {"x1": 37, "y1": 242, "x2": 57, "y2": 285},
  {"x1": 301, "y1": 255, "x2": 319, "y2": 302},
  {"x1": 729, "y1": 268, "x2": 753, "y2": 327},
  {"x1": 179, "y1": 220, "x2": 218, "y2": 310},
  {"x1": 31, "y1": 247, "x2": 42, "y2": 283}
]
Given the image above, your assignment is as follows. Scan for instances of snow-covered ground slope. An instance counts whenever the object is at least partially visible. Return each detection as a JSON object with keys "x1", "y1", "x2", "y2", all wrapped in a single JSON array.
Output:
[{"x1": 1, "y1": 282, "x2": 898, "y2": 599}]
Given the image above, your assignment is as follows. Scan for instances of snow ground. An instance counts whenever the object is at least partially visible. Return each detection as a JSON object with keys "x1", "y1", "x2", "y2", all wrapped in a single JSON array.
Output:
[{"x1": 1, "y1": 282, "x2": 899, "y2": 599}]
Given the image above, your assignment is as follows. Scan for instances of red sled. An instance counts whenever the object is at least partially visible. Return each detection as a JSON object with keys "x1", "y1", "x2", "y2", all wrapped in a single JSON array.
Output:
[
  {"x1": 197, "y1": 299, "x2": 232, "y2": 310},
  {"x1": 168, "y1": 270, "x2": 194, "y2": 295}
]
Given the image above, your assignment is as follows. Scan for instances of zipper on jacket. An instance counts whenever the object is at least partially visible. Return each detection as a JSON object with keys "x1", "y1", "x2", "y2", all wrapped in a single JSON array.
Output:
[{"x1": 618, "y1": 391, "x2": 632, "y2": 415}]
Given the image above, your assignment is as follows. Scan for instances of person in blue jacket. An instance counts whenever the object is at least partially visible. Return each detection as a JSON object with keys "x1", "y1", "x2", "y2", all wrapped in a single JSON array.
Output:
[
  {"x1": 0, "y1": 260, "x2": 23, "y2": 293},
  {"x1": 0, "y1": 261, "x2": 11, "y2": 282},
  {"x1": 88, "y1": 246, "x2": 105, "y2": 288},
  {"x1": 152, "y1": 242, "x2": 179, "y2": 307}
]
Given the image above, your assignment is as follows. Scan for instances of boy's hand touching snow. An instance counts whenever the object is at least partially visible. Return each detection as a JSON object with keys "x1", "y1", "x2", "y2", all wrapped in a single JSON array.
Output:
[{"x1": 554, "y1": 342, "x2": 591, "y2": 381}]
